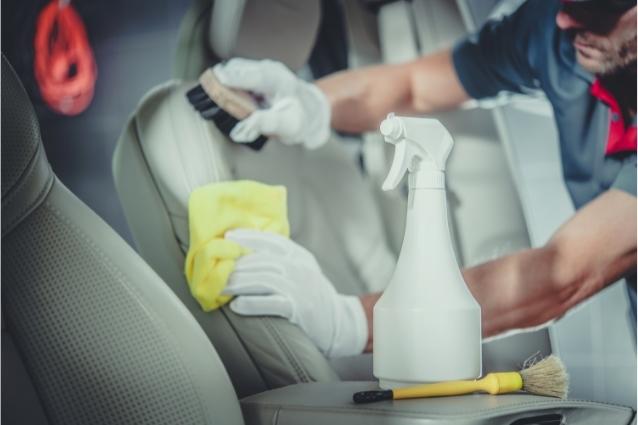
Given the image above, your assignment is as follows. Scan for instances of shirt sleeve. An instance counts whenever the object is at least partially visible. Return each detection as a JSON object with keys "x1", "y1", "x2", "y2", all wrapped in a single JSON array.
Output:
[
  {"x1": 612, "y1": 155, "x2": 637, "y2": 197},
  {"x1": 452, "y1": 0, "x2": 551, "y2": 99}
]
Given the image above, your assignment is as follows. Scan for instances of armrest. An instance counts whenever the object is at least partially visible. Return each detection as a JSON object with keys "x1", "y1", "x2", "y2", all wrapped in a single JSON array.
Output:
[{"x1": 241, "y1": 382, "x2": 634, "y2": 425}]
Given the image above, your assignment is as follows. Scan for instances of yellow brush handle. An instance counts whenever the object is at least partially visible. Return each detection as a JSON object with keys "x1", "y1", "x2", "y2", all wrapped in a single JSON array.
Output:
[{"x1": 393, "y1": 372, "x2": 523, "y2": 400}]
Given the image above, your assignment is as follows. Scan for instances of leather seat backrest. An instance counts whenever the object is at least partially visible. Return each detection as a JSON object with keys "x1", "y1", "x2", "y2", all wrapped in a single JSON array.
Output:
[
  {"x1": 1, "y1": 55, "x2": 244, "y2": 425},
  {"x1": 171, "y1": 0, "x2": 398, "y2": 293},
  {"x1": 114, "y1": 82, "x2": 343, "y2": 398},
  {"x1": 114, "y1": 0, "x2": 398, "y2": 397}
]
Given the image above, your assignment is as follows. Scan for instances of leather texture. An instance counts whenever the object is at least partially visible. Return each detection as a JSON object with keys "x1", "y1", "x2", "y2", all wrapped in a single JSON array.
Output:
[
  {"x1": 1, "y1": 55, "x2": 244, "y2": 425},
  {"x1": 241, "y1": 382, "x2": 636, "y2": 425}
]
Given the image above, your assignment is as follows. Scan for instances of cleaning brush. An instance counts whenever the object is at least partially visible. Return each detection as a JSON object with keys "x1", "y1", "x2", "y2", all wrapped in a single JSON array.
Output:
[
  {"x1": 186, "y1": 68, "x2": 268, "y2": 151},
  {"x1": 353, "y1": 354, "x2": 568, "y2": 404}
]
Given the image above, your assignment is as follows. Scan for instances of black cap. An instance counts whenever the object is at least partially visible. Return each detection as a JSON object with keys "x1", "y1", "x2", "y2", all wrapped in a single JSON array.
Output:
[{"x1": 562, "y1": 0, "x2": 637, "y2": 12}]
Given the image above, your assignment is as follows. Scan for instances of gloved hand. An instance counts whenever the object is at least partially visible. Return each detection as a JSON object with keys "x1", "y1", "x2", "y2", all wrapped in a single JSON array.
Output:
[
  {"x1": 212, "y1": 58, "x2": 331, "y2": 150},
  {"x1": 223, "y1": 229, "x2": 367, "y2": 358}
]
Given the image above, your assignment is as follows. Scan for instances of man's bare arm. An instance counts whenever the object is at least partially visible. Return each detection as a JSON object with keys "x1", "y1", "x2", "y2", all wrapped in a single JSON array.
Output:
[
  {"x1": 474, "y1": 189, "x2": 636, "y2": 336},
  {"x1": 316, "y1": 49, "x2": 470, "y2": 134},
  {"x1": 360, "y1": 189, "x2": 636, "y2": 350}
]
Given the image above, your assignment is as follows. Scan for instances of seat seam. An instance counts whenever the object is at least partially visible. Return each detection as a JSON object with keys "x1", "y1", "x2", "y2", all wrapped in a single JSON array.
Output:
[
  {"x1": 242, "y1": 397, "x2": 631, "y2": 418},
  {"x1": 2, "y1": 143, "x2": 50, "y2": 210},
  {"x1": 2, "y1": 149, "x2": 54, "y2": 237},
  {"x1": 263, "y1": 318, "x2": 312, "y2": 383},
  {"x1": 272, "y1": 406, "x2": 281, "y2": 425},
  {"x1": 1, "y1": 138, "x2": 40, "y2": 204},
  {"x1": 166, "y1": 85, "x2": 200, "y2": 197},
  {"x1": 132, "y1": 114, "x2": 188, "y2": 257},
  {"x1": 188, "y1": 0, "x2": 214, "y2": 79},
  {"x1": 219, "y1": 307, "x2": 271, "y2": 390},
  {"x1": 2, "y1": 174, "x2": 53, "y2": 237},
  {"x1": 246, "y1": 405, "x2": 570, "y2": 420}
]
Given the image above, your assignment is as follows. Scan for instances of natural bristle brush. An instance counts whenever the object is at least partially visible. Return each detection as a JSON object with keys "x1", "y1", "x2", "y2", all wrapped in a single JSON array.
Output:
[
  {"x1": 186, "y1": 68, "x2": 268, "y2": 151},
  {"x1": 354, "y1": 355, "x2": 568, "y2": 404}
]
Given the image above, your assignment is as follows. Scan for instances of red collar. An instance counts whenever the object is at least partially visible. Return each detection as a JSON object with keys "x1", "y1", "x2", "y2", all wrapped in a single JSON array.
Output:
[{"x1": 590, "y1": 79, "x2": 637, "y2": 156}]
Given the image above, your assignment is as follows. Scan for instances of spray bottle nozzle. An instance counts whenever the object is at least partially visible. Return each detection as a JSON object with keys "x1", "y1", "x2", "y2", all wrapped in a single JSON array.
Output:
[
  {"x1": 380, "y1": 114, "x2": 454, "y2": 191},
  {"x1": 380, "y1": 115, "x2": 405, "y2": 141}
]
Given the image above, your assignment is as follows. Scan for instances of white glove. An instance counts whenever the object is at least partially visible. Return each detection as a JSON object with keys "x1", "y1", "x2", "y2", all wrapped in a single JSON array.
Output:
[
  {"x1": 223, "y1": 229, "x2": 367, "y2": 358},
  {"x1": 212, "y1": 58, "x2": 331, "y2": 150}
]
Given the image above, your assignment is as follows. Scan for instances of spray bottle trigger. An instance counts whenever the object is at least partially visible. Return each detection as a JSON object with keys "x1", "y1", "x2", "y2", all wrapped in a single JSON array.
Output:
[{"x1": 382, "y1": 139, "x2": 409, "y2": 191}]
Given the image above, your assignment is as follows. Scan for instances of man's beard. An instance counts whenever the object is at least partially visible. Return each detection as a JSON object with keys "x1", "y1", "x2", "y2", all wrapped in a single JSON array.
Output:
[{"x1": 573, "y1": 31, "x2": 637, "y2": 76}]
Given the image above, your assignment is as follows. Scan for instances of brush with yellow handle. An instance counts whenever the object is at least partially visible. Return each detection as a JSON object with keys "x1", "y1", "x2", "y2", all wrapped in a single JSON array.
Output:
[{"x1": 354, "y1": 355, "x2": 568, "y2": 404}]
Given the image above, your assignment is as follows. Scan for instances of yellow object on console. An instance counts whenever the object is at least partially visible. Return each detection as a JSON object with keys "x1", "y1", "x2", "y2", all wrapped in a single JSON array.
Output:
[{"x1": 185, "y1": 180, "x2": 289, "y2": 311}]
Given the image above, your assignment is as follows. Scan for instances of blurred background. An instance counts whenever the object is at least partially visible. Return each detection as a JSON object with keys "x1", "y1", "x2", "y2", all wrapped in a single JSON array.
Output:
[
  {"x1": 1, "y1": 0, "x2": 349, "y2": 246},
  {"x1": 2, "y1": 0, "x2": 192, "y2": 245}
]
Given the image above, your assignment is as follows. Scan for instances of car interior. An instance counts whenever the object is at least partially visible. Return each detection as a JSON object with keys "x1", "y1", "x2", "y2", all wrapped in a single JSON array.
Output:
[{"x1": 2, "y1": 0, "x2": 636, "y2": 424}]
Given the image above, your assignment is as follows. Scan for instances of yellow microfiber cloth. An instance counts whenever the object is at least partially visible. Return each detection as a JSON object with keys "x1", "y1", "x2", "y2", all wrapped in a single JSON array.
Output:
[{"x1": 184, "y1": 180, "x2": 290, "y2": 311}]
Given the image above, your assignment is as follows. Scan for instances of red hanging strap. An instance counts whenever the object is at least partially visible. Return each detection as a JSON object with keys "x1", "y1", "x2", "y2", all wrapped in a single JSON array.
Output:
[{"x1": 34, "y1": 0, "x2": 97, "y2": 115}]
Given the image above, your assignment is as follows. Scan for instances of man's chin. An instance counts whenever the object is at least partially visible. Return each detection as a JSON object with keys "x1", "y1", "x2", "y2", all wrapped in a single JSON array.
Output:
[
  {"x1": 576, "y1": 52, "x2": 609, "y2": 74},
  {"x1": 576, "y1": 51, "x2": 637, "y2": 76}
]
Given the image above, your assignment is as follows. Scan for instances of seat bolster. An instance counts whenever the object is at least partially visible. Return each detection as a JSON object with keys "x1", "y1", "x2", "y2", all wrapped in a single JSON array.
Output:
[
  {"x1": 173, "y1": 0, "x2": 218, "y2": 80},
  {"x1": 134, "y1": 80, "x2": 233, "y2": 247},
  {"x1": 3, "y1": 180, "x2": 245, "y2": 424},
  {"x1": 224, "y1": 311, "x2": 340, "y2": 387},
  {"x1": 2, "y1": 144, "x2": 53, "y2": 237},
  {"x1": 1, "y1": 55, "x2": 55, "y2": 237},
  {"x1": 114, "y1": 81, "x2": 341, "y2": 397}
]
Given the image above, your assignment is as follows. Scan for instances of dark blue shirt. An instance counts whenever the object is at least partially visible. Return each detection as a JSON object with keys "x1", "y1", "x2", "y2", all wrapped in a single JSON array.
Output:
[
  {"x1": 452, "y1": 0, "x2": 636, "y2": 209},
  {"x1": 452, "y1": 0, "x2": 636, "y2": 311}
]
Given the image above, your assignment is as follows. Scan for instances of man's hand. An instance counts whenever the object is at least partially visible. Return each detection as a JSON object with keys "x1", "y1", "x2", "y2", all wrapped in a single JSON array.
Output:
[
  {"x1": 213, "y1": 59, "x2": 331, "y2": 149},
  {"x1": 223, "y1": 229, "x2": 368, "y2": 358}
]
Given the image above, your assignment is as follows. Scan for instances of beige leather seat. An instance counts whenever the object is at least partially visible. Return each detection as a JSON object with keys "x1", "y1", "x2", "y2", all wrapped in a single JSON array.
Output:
[
  {"x1": 114, "y1": 0, "x2": 397, "y2": 398},
  {"x1": 1, "y1": 55, "x2": 243, "y2": 425}
]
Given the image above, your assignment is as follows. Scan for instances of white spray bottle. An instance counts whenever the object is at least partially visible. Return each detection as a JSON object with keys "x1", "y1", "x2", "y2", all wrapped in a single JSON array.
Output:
[{"x1": 373, "y1": 114, "x2": 482, "y2": 389}]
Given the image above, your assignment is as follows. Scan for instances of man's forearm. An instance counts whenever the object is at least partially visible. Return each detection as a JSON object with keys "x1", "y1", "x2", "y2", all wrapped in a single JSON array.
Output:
[
  {"x1": 463, "y1": 246, "x2": 573, "y2": 337},
  {"x1": 359, "y1": 190, "x2": 636, "y2": 350},
  {"x1": 316, "y1": 49, "x2": 469, "y2": 134},
  {"x1": 358, "y1": 246, "x2": 561, "y2": 353},
  {"x1": 359, "y1": 246, "x2": 575, "y2": 352}
]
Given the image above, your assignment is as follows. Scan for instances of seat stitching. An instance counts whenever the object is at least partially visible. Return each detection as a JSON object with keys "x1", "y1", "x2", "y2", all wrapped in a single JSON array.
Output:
[
  {"x1": 132, "y1": 113, "x2": 188, "y2": 257},
  {"x1": 2, "y1": 149, "x2": 53, "y2": 237},
  {"x1": 218, "y1": 307, "x2": 271, "y2": 390},
  {"x1": 1, "y1": 134, "x2": 40, "y2": 204},
  {"x1": 2, "y1": 144, "x2": 49, "y2": 208},
  {"x1": 263, "y1": 318, "x2": 312, "y2": 383}
]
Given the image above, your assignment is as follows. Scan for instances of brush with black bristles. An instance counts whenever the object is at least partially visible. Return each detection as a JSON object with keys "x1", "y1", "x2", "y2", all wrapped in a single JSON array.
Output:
[
  {"x1": 186, "y1": 68, "x2": 268, "y2": 151},
  {"x1": 353, "y1": 355, "x2": 568, "y2": 404}
]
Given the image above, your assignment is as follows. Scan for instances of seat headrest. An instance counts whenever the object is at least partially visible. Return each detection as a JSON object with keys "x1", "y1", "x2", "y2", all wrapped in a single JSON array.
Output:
[
  {"x1": 1, "y1": 55, "x2": 54, "y2": 236},
  {"x1": 209, "y1": 0, "x2": 321, "y2": 71}
]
